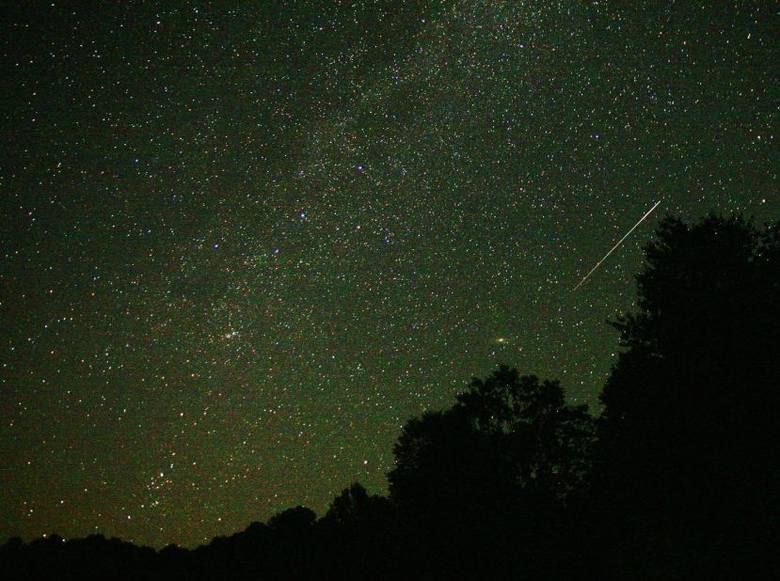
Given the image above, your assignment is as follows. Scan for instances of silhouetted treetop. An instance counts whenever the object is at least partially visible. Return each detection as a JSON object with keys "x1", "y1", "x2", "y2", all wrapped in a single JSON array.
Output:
[
  {"x1": 267, "y1": 506, "x2": 317, "y2": 535},
  {"x1": 610, "y1": 214, "x2": 778, "y2": 354},
  {"x1": 323, "y1": 483, "x2": 391, "y2": 527},
  {"x1": 389, "y1": 366, "x2": 594, "y2": 514},
  {"x1": 601, "y1": 214, "x2": 779, "y2": 429},
  {"x1": 592, "y1": 213, "x2": 779, "y2": 580}
]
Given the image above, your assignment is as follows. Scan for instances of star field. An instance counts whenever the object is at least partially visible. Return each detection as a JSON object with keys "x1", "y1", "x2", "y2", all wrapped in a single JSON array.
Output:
[{"x1": 1, "y1": 1, "x2": 776, "y2": 547}]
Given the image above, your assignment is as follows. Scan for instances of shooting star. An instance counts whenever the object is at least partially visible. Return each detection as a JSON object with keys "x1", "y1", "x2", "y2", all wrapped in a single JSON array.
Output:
[{"x1": 573, "y1": 199, "x2": 662, "y2": 291}]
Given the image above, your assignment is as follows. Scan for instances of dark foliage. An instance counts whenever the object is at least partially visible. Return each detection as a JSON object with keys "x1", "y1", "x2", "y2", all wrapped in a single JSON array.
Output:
[
  {"x1": 589, "y1": 214, "x2": 779, "y2": 579},
  {"x1": 1, "y1": 214, "x2": 776, "y2": 580},
  {"x1": 387, "y1": 368, "x2": 595, "y2": 579}
]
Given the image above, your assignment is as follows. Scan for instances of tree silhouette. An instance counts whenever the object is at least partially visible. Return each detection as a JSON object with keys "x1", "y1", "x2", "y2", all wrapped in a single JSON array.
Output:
[
  {"x1": 318, "y1": 484, "x2": 398, "y2": 580},
  {"x1": 592, "y1": 214, "x2": 779, "y2": 579},
  {"x1": 456, "y1": 367, "x2": 594, "y2": 501},
  {"x1": 267, "y1": 505, "x2": 317, "y2": 534},
  {"x1": 390, "y1": 366, "x2": 593, "y2": 512},
  {"x1": 388, "y1": 365, "x2": 594, "y2": 579}
]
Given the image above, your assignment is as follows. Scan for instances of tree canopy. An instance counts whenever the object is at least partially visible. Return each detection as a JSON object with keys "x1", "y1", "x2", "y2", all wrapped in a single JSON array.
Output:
[{"x1": 593, "y1": 214, "x2": 779, "y2": 578}]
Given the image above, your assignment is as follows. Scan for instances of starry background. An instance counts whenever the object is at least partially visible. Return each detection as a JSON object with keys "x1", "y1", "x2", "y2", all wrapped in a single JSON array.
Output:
[{"x1": 1, "y1": 1, "x2": 776, "y2": 548}]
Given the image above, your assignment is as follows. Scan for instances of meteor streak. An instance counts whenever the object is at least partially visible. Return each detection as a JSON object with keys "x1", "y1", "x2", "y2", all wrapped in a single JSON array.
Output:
[{"x1": 573, "y1": 199, "x2": 662, "y2": 291}]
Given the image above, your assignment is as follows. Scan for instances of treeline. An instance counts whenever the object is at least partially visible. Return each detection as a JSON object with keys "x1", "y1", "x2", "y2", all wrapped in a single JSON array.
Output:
[{"x1": 2, "y1": 214, "x2": 778, "y2": 580}]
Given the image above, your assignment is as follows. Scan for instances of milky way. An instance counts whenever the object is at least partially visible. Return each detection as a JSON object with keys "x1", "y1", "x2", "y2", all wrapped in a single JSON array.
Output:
[{"x1": 1, "y1": 2, "x2": 776, "y2": 547}]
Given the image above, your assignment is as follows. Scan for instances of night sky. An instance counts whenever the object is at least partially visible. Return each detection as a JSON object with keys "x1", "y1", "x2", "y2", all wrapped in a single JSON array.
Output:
[{"x1": 1, "y1": 1, "x2": 776, "y2": 548}]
